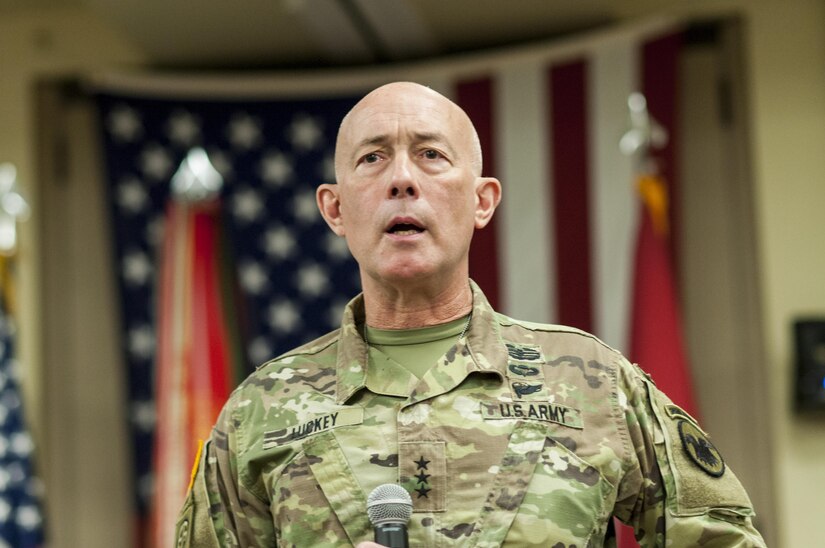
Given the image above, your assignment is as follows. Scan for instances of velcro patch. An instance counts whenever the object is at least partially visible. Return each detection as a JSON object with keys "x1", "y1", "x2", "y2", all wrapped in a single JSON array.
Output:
[
  {"x1": 399, "y1": 441, "x2": 446, "y2": 512},
  {"x1": 480, "y1": 401, "x2": 582, "y2": 429},
  {"x1": 507, "y1": 362, "x2": 543, "y2": 378},
  {"x1": 510, "y1": 381, "x2": 549, "y2": 399},
  {"x1": 647, "y1": 382, "x2": 753, "y2": 514},
  {"x1": 263, "y1": 407, "x2": 364, "y2": 448},
  {"x1": 505, "y1": 342, "x2": 544, "y2": 362}
]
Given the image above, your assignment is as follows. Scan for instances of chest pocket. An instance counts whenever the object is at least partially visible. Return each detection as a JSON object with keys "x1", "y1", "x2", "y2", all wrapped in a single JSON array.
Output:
[
  {"x1": 513, "y1": 438, "x2": 614, "y2": 546},
  {"x1": 271, "y1": 431, "x2": 370, "y2": 547}
]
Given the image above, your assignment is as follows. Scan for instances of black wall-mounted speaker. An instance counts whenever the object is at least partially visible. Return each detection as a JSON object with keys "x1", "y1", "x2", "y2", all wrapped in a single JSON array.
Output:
[{"x1": 794, "y1": 319, "x2": 825, "y2": 412}]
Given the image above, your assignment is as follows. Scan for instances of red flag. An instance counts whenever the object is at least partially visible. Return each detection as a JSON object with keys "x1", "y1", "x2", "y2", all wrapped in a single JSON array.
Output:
[
  {"x1": 629, "y1": 174, "x2": 697, "y2": 414},
  {"x1": 616, "y1": 175, "x2": 698, "y2": 547},
  {"x1": 150, "y1": 200, "x2": 235, "y2": 547}
]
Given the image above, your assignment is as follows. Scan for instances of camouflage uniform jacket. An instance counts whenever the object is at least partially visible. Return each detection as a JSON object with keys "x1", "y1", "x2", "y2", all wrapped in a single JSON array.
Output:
[{"x1": 176, "y1": 282, "x2": 766, "y2": 547}]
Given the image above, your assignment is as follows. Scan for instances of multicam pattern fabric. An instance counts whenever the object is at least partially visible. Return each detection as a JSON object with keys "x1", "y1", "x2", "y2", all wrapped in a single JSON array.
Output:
[{"x1": 176, "y1": 282, "x2": 766, "y2": 547}]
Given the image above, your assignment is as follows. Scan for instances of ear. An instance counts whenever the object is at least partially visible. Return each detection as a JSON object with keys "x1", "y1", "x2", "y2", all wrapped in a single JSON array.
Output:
[
  {"x1": 317, "y1": 183, "x2": 346, "y2": 236},
  {"x1": 473, "y1": 177, "x2": 502, "y2": 229}
]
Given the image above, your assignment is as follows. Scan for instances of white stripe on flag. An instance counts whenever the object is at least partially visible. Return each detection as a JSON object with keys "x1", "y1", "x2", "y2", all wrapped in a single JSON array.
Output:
[
  {"x1": 495, "y1": 63, "x2": 555, "y2": 324},
  {"x1": 588, "y1": 41, "x2": 640, "y2": 350}
]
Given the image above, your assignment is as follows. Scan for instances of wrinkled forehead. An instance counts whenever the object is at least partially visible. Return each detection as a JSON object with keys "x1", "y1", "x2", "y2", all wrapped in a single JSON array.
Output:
[{"x1": 336, "y1": 84, "x2": 470, "y2": 154}]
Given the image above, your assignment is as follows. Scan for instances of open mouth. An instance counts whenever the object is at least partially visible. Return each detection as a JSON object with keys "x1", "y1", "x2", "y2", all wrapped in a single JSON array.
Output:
[{"x1": 387, "y1": 220, "x2": 425, "y2": 236}]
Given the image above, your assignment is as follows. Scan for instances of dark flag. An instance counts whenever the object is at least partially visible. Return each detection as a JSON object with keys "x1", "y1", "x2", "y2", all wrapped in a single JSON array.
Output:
[
  {"x1": 96, "y1": 93, "x2": 362, "y2": 544},
  {"x1": 0, "y1": 262, "x2": 45, "y2": 547}
]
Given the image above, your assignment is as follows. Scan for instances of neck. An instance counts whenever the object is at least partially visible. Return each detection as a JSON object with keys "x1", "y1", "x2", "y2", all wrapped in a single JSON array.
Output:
[{"x1": 361, "y1": 273, "x2": 473, "y2": 329}]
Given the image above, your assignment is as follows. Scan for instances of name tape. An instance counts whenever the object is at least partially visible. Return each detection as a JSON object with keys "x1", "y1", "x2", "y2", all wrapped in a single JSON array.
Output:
[{"x1": 263, "y1": 407, "x2": 364, "y2": 449}]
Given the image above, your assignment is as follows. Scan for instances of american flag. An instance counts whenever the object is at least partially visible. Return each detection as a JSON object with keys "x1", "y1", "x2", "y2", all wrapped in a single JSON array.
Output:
[
  {"x1": 95, "y1": 21, "x2": 688, "y2": 546},
  {"x1": 95, "y1": 92, "x2": 363, "y2": 532},
  {"x1": 0, "y1": 289, "x2": 45, "y2": 547}
]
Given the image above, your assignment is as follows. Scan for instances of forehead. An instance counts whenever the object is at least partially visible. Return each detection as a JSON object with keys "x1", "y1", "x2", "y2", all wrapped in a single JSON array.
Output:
[{"x1": 340, "y1": 86, "x2": 466, "y2": 147}]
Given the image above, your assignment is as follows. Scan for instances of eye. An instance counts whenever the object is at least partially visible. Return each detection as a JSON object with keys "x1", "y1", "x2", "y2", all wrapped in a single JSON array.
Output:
[
  {"x1": 359, "y1": 152, "x2": 382, "y2": 165},
  {"x1": 422, "y1": 149, "x2": 443, "y2": 160}
]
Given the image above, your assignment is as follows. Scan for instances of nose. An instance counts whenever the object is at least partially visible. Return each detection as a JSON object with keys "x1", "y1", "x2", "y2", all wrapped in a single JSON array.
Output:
[{"x1": 388, "y1": 155, "x2": 420, "y2": 199}]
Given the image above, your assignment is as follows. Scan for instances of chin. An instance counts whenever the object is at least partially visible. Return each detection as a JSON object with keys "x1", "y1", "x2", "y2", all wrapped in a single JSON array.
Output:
[{"x1": 373, "y1": 261, "x2": 440, "y2": 285}]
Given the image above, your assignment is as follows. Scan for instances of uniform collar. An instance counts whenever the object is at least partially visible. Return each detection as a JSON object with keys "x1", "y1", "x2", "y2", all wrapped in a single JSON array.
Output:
[{"x1": 334, "y1": 280, "x2": 509, "y2": 404}]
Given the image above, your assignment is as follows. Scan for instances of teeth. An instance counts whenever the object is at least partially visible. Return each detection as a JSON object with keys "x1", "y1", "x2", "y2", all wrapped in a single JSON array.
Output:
[{"x1": 394, "y1": 229, "x2": 419, "y2": 236}]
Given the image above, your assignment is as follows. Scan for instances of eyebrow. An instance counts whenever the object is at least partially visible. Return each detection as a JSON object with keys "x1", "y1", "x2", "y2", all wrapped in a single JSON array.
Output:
[{"x1": 354, "y1": 131, "x2": 457, "y2": 156}]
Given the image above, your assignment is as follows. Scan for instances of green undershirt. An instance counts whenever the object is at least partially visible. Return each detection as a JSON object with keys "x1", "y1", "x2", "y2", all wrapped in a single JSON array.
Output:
[{"x1": 365, "y1": 315, "x2": 469, "y2": 380}]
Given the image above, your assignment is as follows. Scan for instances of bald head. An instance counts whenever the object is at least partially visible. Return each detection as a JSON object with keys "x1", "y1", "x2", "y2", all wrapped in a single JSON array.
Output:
[
  {"x1": 316, "y1": 80, "x2": 502, "y2": 305},
  {"x1": 335, "y1": 82, "x2": 483, "y2": 178}
]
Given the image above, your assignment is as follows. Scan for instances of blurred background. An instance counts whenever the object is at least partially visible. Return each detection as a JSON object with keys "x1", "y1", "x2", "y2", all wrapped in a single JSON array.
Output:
[{"x1": 1, "y1": 0, "x2": 824, "y2": 546}]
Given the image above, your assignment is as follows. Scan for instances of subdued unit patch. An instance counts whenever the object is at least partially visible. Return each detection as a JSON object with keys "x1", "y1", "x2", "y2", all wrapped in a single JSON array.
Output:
[{"x1": 678, "y1": 420, "x2": 725, "y2": 478}]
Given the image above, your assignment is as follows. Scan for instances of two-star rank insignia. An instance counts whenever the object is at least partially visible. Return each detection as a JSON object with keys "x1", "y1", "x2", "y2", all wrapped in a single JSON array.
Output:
[{"x1": 678, "y1": 420, "x2": 725, "y2": 477}]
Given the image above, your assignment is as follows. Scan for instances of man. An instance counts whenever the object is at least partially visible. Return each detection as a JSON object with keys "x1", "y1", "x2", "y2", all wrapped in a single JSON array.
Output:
[{"x1": 175, "y1": 82, "x2": 766, "y2": 547}]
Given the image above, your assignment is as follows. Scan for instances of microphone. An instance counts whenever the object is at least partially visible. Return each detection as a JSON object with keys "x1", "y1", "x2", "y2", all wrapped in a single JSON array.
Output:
[{"x1": 366, "y1": 483, "x2": 413, "y2": 548}]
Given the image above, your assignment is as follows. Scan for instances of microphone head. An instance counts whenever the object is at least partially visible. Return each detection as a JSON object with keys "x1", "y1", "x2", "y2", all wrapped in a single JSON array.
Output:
[{"x1": 366, "y1": 484, "x2": 413, "y2": 526}]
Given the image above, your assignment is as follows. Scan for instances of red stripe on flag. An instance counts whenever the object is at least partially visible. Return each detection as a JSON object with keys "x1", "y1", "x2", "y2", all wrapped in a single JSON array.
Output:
[
  {"x1": 190, "y1": 204, "x2": 233, "y2": 434},
  {"x1": 549, "y1": 60, "x2": 593, "y2": 332},
  {"x1": 643, "y1": 33, "x2": 683, "y2": 275},
  {"x1": 151, "y1": 200, "x2": 236, "y2": 547},
  {"x1": 456, "y1": 77, "x2": 502, "y2": 311}
]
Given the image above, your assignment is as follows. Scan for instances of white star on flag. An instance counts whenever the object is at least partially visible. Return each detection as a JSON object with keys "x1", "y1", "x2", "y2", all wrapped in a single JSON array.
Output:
[
  {"x1": 293, "y1": 190, "x2": 320, "y2": 224},
  {"x1": 15, "y1": 505, "x2": 42, "y2": 530},
  {"x1": 167, "y1": 110, "x2": 201, "y2": 147},
  {"x1": 289, "y1": 115, "x2": 323, "y2": 151},
  {"x1": 131, "y1": 400, "x2": 157, "y2": 432},
  {"x1": 117, "y1": 176, "x2": 149, "y2": 214},
  {"x1": 122, "y1": 251, "x2": 153, "y2": 286},
  {"x1": 264, "y1": 226, "x2": 296, "y2": 259},
  {"x1": 128, "y1": 325, "x2": 156, "y2": 361},
  {"x1": 137, "y1": 473, "x2": 154, "y2": 503},
  {"x1": 248, "y1": 337, "x2": 274, "y2": 366},
  {"x1": 107, "y1": 105, "x2": 143, "y2": 142},
  {"x1": 140, "y1": 145, "x2": 174, "y2": 181},
  {"x1": 238, "y1": 261, "x2": 269, "y2": 294},
  {"x1": 324, "y1": 232, "x2": 351, "y2": 261},
  {"x1": 296, "y1": 263, "x2": 330, "y2": 297},
  {"x1": 10, "y1": 433, "x2": 32, "y2": 457},
  {"x1": 232, "y1": 188, "x2": 265, "y2": 223},
  {"x1": 260, "y1": 151, "x2": 294, "y2": 187},
  {"x1": 327, "y1": 299, "x2": 349, "y2": 326},
  {"x1": 268, "y1": 300, "x2": 301, "y2": 333},
  {"x1": 229, "y1": 113, "x2": 263, "y2": 150}
]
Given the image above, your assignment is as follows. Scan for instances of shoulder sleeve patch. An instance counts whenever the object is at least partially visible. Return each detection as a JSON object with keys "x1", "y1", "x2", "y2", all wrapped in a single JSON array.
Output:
[
  {"x1": 677, "y1": 420, "x2": 725, "y2": 477},
  {"x1": 645, "y1": 382, "x2": 754, "y2": 515}
]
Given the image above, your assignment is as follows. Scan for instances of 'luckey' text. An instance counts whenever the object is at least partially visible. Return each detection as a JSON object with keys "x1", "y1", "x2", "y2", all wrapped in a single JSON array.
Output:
[{"x1": 262, "y1": 408, "x2": 365, "y2": 448}]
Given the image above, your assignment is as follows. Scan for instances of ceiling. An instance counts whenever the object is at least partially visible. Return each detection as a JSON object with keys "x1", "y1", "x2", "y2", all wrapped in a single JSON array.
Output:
[{"x1": 4, "y1": 0, "x2": 623, "y2": 69}]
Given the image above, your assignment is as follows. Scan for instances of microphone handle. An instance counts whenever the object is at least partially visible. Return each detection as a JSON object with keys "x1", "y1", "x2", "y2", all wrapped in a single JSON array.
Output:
[{"x1": 375, "y1": 522, "x2": 408, "y2": 548}]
